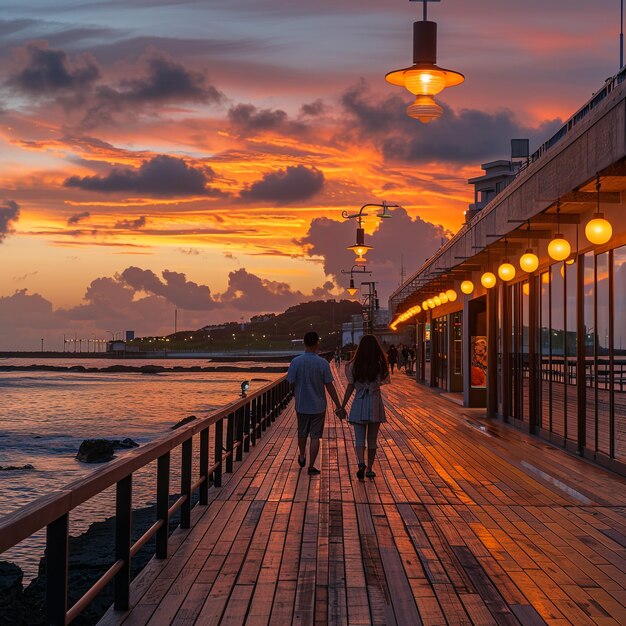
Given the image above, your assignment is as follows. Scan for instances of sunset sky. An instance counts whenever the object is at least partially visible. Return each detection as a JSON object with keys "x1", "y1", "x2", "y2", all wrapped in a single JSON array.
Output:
[{"x1": 0, "y1": 0, "x2": 621, "y2": 349}]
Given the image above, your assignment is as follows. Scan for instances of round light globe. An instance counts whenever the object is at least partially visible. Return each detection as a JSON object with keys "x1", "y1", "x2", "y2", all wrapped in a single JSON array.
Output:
[
  {"x1": 427, "y1": 299, "x2": 436, "y2": 308},
  {"x1": 519, "y1": 250, "x2": 539, "y2": 273},
  {"x1": 422, "y1": 300, "x2": 429, "y2": 310},
  {"x1": 585, "y1": 217, "x2": 612, "y2": 245},
  {"x1": 434, "y1": 296, "x2": 442, "y2": 306},
  {"x1": 481, "y1": 272, "x2": 497, "y2": 289},
  {"x1": 446, "y1": 289, "x2": 457, "y2": 302},
  {"x1": 460, "y1": 280, "x2": 474, "y2": 295},
  {"x1": 406, "y1": 95, "x2": 443, "y2": 124},
  {"x1": 548, "y1": 236, "x2": 571, "y2": 262},
  {"x1": 405, "y1": 69, "x2": 447, "y2": 96},
  {"x1": 438, "y1": 292, "x2": 448, "y2": 304},
  {"x1": 498, "y1": 262, "x2": 516, "y2": 282}
]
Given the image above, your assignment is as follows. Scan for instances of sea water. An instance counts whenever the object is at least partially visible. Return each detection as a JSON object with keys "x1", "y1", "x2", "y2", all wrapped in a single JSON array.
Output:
[{"x1": 0, "y1": 357, "x2": 285, "y2": 580}]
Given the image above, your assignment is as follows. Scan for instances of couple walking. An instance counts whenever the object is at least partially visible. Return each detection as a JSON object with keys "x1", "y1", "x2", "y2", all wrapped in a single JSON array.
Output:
[{"x1": 286, "y1": 331, "x2": 389, "y2": 480}]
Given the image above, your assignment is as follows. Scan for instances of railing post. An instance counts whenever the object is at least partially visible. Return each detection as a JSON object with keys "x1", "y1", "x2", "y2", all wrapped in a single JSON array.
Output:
[
  {"x1": 250, "y1": 397, "x2": 257, "y2": 447},
  {"x1": 46, "y1": 513, "x2": 68, "y2": 626},
  {"x1": 114, "y1": 475, "x2": 132, "y2": 611},
  {"x1": 181, "y1": 438, "x2": 192, "y2": 529},
  {"x1": 243, "y1": 402, "x2": 251, "y2": 453},
  {"x1": 271, "y1": 386, "x2": 277, "y2": 422},
  {"x1": 156, "y1": 452, "x2": 170, "y2": 559},
  {"x1": 256, "y1": 395, "x2": 263, "y2": 438},
  {"x1": 214, "y1": 418, "x2": 223, "y2": 487},
  {"x1": 226, "y1": 412, "x2": 235, "y2": 472},
  {"x1": 200, "y1": 426, "x2": 209, "y2": 505},
  {"x1": 261, "y1": 392, "x2": 268, "y2": 431},
  {"x1": 236, "y1": 407, "x2": 244, "y2": 461}
]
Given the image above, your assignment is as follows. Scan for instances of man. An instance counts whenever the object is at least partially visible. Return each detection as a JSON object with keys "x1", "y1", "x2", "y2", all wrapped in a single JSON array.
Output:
[{"x1": 287, "y1": 331, "x2": 345, "y2": 475}]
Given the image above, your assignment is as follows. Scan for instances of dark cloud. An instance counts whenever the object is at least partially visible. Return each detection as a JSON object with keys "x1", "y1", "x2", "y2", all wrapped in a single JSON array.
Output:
[
  {"x1": 299, "y1": 207, "x2": 449, "y2": 302},
  {"x1": 228, "y1": 103, "x2": 288, "y2": 133},
  {"x1": 8, "y1": 43, "x2": 100, "y2": 95},
  {"x1": 300, "y1": 99, "x2": 326, "y2": 117},
  {"x1": 114, "y1": 216, "x2": 147, "y2": 229},
  {"x1": 0, "y1": 200, "x2": 20, "y2": 242},
  {"x1": 103, "y1": 54, "x2": 222, "y2": 105},
  {"x1": 220, "y1": 268, "x2": 304, "y2": 311},
  {"x1": 341, "y1": 81, "x2": 563, "y2": 164},
  {"x1": 67, "y1": 211, "x2": 90, "y2": 224},
  {"x1": 239, "y1": 165, "x2": 324, "y2": 204},
  {"x1": 120, "y1": 267, "x2": 221, "y2": 310},
  {"x1": 64, "y1": 155, "x2": 220, "y2": 197}
]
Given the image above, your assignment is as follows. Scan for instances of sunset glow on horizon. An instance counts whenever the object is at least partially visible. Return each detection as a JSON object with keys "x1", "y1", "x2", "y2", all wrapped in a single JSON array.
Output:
[{"x1": 0, "y1": 0, "x2": 620, "y2": 349}]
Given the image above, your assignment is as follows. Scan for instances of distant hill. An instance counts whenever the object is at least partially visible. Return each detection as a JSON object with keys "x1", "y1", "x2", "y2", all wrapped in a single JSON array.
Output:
[{"x1": 131, "y1": 300, "x2": 363, "y2": 351}]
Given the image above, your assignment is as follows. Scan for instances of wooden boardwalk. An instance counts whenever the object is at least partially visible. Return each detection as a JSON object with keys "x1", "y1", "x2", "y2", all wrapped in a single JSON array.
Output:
[{"x1": 100, "y1": 368, "x2": 626, "y2": 626}]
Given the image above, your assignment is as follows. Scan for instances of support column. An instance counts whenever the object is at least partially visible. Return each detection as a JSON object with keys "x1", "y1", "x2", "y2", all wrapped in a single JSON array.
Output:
[{"x1": 487, "y1": 287, "x2": 498, "y2": 419}]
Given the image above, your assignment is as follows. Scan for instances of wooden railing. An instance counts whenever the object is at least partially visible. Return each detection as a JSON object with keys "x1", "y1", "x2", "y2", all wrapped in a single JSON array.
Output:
[{"x1": 0, "y1": 376, "x2": 293, "y2": 625}]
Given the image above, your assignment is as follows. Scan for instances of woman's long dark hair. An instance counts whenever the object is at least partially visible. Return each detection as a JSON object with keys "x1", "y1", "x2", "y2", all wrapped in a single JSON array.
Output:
[{"x1": 351, "y1": 335, "x2": 389, "y2": 382}]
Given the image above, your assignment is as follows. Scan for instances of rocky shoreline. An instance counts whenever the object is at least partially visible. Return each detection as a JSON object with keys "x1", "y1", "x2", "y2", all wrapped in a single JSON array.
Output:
[
  {"x1": 0, "y1": 364, "x2": 287, "y2": 373},
  {"x1": 0, "y1": 496, "x2": 194, "y2": 625}
]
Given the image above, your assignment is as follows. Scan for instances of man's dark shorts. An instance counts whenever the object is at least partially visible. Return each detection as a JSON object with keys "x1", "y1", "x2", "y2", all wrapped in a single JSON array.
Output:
[{"x1": 297, "y1": 412, "x2": 326, "y2": 439}]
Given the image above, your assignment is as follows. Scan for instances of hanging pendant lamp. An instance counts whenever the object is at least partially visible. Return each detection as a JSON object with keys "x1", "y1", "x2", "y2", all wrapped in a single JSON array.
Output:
[
  {"x1": 498, "y1": 238, "x2": 516, "y2": 281},
  {"x1": 385, "y1": 1, "x2": 464, "y2": 123},
  {"x1": 548, "y1": 200, "x2": 571, "y2": 262},
  {"x1": 481, "y1": 247, "x2": 497, "y2": 289},
  {"x1": 519, "y1": 220, "x2": 539, "y2": 273},
  {"x1": 585, "y1": 174, "x2": 612, "y2": 245}
]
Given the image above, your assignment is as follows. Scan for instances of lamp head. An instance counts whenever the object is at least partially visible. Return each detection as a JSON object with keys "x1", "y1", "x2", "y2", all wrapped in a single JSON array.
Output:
[
  {"x1": 548, "y1": 235, "x2": 571, "y2": 262},
  {"x1": 460, "y1": 280, "x2": 474, "y2": 295}
]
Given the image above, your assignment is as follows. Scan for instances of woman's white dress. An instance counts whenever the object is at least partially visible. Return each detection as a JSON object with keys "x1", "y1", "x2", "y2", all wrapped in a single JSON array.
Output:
[{"x1": 345, "y1": 363, "x2": 389, "y2": 424}]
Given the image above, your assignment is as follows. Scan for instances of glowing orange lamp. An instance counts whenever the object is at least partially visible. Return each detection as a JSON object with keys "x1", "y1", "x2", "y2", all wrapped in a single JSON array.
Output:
[
  {"x1": 347, "y1": 227, "x2": 372, "y2": 263},
  {"x1": 385, "y1": 2, "x2": 464, "y2": 123}
]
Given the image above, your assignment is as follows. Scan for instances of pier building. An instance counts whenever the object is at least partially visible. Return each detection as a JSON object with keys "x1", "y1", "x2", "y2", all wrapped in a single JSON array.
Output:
[{"x1": 390, "y1": 68, "x2": 626, "y2": 476}]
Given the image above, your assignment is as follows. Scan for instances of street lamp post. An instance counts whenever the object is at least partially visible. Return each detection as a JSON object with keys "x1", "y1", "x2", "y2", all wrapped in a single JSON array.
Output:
[
  {"x1": 343, "y1": 202, "x2": 397, "y2": 264},
  {"x1": 341, "y1": 265, "x2": 372, "y2": 296}
]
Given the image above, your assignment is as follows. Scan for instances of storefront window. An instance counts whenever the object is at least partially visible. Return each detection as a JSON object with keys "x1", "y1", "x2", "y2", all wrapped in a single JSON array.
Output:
[
  {"x1": 583, "y1": 252, "x2": 595, "y2": 448},
  {"x1": 614, "y1": 245, "x2": 626, "y2": 462},
  {"x1": 550, "y1": 264, "x2": 565, "y2": 437},
  {"x1": 540, "y1": 272, "x2": 551, "y2": 430},
  {"x1": 522, "y1": 280, "x2": 530, "y2": 420},
  {"x1": 565, "y1": 260, "x2": 578, "y2": 442},
  {"x1": 597, "y1": 252, "x2": 611, "y2": 455}
]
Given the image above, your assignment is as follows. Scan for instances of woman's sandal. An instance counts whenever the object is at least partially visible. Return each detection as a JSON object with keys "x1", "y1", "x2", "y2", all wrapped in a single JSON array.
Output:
[
  {"x1": 365, "y1": 469, "x2": 376, "y2": 479},
  {"x1": 356, "y1": 463, "x2": 367, "y2": 481}
]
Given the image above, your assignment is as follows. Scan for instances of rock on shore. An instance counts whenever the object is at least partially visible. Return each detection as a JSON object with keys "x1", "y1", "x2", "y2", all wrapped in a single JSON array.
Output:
[{"x1": 76, "y1": 438, "x2": 139, "y2": 463}]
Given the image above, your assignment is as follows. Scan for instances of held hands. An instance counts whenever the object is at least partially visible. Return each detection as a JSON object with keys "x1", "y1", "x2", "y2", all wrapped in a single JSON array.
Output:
[{"x1": 335, "y1": 406, "x2": 347, "y2": 420}]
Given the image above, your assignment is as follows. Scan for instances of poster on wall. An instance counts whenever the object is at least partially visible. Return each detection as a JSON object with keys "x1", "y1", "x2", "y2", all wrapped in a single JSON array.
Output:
[{"x1": 471, "y1": 336, "x2": 487, "y2": 388}]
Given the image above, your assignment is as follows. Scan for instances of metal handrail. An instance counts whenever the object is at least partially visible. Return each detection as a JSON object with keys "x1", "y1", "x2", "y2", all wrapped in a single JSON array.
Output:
[{"x1": 0, "y1": 374, "x2": 294, "y2": 624}]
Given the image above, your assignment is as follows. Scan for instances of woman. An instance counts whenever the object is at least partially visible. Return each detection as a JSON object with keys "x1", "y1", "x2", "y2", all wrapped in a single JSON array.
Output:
[{"x1": 340, "y1": 335, "x2": 390, "y2": 480}]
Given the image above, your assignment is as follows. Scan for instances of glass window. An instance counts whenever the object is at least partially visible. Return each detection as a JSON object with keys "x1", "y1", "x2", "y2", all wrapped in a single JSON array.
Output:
[
  {"x1": 540, "y1": 272, "x2": 551, "y2": 430},
  {"x1": 522, "y1": 280, "x2": 530, "y2": 420},
  {"x1": 597, "y1": 252, "x2": 610, "y2": 455},
  {"x1": 614, "y1": 245, "x2": 626, "y2": 462},
  {"x1": 565, "y1": 260, "x2": 578, "y2": 443},
  {"x1": 550, "y1": 264, "x2": 565, "y2": 437},
  {"x1": 583, "y1": 252, "x2": 595, "y2": 449}
]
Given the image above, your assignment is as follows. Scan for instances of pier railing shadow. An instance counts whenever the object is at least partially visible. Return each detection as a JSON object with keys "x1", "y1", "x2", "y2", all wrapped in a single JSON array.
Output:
[{"x1": 0, "y1": 375, "x2": 294, "y2": 624}]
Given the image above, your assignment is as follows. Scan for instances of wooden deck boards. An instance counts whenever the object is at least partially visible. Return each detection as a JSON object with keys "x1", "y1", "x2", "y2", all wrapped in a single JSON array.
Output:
[{"x1": 100, "y1": 368, "x2": 626, "y2": 626}]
